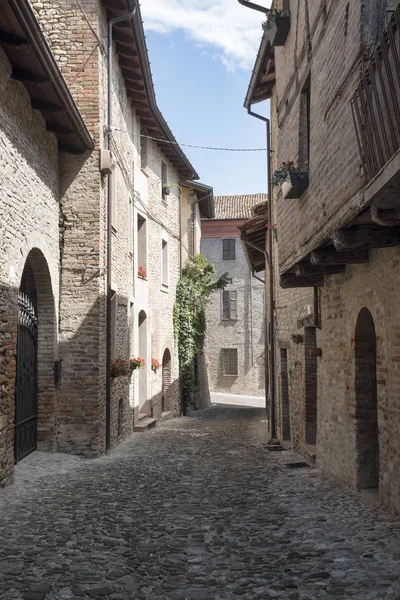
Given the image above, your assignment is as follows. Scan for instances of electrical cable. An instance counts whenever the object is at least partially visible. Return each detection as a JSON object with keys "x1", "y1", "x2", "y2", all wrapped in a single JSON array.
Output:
[{"x1": 140, "y1": 134, "x2": 267, "y2": 152}]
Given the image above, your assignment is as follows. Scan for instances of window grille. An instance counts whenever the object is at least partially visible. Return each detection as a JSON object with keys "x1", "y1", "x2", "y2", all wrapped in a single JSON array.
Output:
[
  {"x1": 222, "y1": 348, "x2": 238, "y2": 375},
  {"x1": 222, "y1": 238, "x2": 235, "y2": 261}
]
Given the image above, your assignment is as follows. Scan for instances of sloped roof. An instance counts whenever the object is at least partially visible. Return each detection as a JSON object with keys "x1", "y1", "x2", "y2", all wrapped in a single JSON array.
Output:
[{"x1": 213, "y1": 194, "x2": 267, "y2": 220}]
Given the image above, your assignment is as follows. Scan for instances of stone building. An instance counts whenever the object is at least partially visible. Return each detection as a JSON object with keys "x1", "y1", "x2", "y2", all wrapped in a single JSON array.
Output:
[
  {"x1": 0, "y1": 0, "x2": 212, "y2": 486},
  {"x1": 201, "y1": 195, "x2": 266, "y2": 396},
  {"x1": 242, "y1": 0, "x2": 400, "y2": 514}
]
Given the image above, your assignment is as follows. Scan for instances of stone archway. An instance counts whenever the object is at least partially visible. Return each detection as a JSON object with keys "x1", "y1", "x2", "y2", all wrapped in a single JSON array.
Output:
[
  {"x1": 15, "y1": 249, "x2": 57, "y2": 462},
  {"x1": 162, "y1": 348, "x2": 172, "y2": 413},
  {"x1": 138, "y1": 310, "x2": 148, "y2": 417},
  {"x1": 355, "y1": 307, "x2": 379, "y2": 490}
]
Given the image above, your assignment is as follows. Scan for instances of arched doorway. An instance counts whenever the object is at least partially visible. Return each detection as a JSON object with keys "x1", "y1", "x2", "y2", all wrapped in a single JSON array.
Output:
[
  {"x1": 162, "y1": 348, "x2": 172, "y2": 413},
  {"x1": 15, "y1": 249, "x2": 56, "y2": 462},
  {"x1": 138, "y1": 310, "x2": 148, "y2": 417},
  {"x1": 355, "y1": 308, "x2": 379, "y2": 490}
]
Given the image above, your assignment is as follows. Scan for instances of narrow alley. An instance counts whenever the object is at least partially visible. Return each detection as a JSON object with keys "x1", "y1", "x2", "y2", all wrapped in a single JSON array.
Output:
[{"x1": 1, "y1": 406, "x2": 399, "y2": 600}]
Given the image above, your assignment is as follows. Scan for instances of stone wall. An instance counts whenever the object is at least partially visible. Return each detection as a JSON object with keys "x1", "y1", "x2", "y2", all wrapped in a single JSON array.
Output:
[
  {"x1": 0, "y1": 45, "x2": 60, "y2": 484},
  {"x1": 202, "y1": 235, "x2": 265, "y2": 396}
]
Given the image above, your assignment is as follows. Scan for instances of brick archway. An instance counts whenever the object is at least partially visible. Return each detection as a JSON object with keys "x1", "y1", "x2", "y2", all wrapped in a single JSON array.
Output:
[
  {"x1": 355, "y1": 307, "x2": 379, "y2": 490},
  {"x1": 16, "y1": 248, "x2": 57, "y2": 458},
  {"x1": 162, "y1": 349, "x2": 172, "y2": 413}
]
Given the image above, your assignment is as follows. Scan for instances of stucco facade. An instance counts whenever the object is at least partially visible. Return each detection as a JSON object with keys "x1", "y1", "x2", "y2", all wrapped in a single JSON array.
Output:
[{"x1": 202, "y1": 196, "x2": 266, "y2": 396}]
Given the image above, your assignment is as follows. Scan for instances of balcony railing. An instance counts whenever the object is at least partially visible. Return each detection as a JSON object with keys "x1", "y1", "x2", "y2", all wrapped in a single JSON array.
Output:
[{"x1": 351, "y1": 6, "x2": 400, "y2": 183}]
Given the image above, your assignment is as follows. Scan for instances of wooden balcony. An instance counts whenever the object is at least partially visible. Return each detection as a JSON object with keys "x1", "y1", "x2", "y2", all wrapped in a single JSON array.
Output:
[{"x1": 352, "y1": 6, "x2": 400, "y2": 204}]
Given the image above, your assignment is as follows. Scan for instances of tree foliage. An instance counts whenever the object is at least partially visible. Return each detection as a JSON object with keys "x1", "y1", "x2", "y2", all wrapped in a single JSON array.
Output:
[{"x1": 174, "y1": 255, "x2": 229, "y2": 409}]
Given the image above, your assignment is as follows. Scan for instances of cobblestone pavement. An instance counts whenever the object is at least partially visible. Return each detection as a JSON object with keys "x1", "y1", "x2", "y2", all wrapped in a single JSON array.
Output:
[{"x1": 1, "y1": 405, "x2": 400, "y2": 600}]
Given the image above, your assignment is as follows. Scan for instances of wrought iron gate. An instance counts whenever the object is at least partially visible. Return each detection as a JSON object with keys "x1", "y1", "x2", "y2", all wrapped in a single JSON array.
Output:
[{"x1": 14, "y1": 292, "x2": 38, "y2": 463}]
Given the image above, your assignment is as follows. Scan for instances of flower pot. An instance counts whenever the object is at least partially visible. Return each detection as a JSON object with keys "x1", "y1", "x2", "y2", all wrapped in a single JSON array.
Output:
[
  {"x1": 281, "y1": 171, "x2": 309, "y2": 199},
  {"x1": 268, "y1": 15, "x2": 291, "y2": 46}
]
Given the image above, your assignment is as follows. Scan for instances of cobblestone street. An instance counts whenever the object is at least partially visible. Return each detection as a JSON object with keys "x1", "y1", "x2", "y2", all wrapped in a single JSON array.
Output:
[{"x1": 1, "y1": 405, "x2": 400, "y2": 600}]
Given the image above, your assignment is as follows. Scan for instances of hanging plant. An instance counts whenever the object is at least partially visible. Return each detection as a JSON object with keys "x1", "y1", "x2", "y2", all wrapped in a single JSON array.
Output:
[
  {"x1": 130, "y1": 356, "x2": 145, "y2": 370},
  {"x1": 111, "y1": 358, "x2": 130, "y2": 378},
  {"x1": 151, "y1": 358, "x2": 161, "y2": 372},
  {"x1": 262, "y1": 7, "x2": 290, "y2": 31},
  {"x1": 174, "y1": 255, "x2": 229, "y2": 411},
  {"x1": 138, "y1": 266, "x2": 147, "y2": 279}
]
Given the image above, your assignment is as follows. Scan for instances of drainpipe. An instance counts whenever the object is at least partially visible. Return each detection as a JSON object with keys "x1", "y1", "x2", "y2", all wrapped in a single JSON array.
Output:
[
  {"x1": 247, "y1": 109, "x2": 276, "y2": 439},
  {"x1": 237, "y1": 0, "x2": 270, "y2": 13},
  {"x1": 105, "y1": 7, "x2": 136, "y2": 452}
]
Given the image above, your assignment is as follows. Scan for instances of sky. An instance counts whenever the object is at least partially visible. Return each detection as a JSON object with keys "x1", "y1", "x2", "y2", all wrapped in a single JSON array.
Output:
[{"x1": 140, "y1": 0, "x2": 271, "y2": 196}]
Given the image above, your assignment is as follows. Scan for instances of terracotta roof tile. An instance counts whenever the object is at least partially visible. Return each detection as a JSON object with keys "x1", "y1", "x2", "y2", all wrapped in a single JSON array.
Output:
[{"x1": 212, "y1": 194, "x2": 267, "y2": 220}]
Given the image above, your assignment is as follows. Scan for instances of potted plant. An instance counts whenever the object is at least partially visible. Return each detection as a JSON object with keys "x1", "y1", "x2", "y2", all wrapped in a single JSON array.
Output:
[
  {"x1": 262, "y1": 7, "x2": 290, "y2": 46},
  {"x1": 111, "y1": 358, "x2": 130, "y2": 378},
  {"x1": 130, "y1": 356, "x2": 145, "y2": 370},
  {"x1": 138, "y1": 266, "x2": 147, "y2": 280},
  {"x1": 272, "y1": 161, "x2": 309, "y2": 199},
  {"x1": 151, "y1": 358, "x2": 161, "y2": 373}
]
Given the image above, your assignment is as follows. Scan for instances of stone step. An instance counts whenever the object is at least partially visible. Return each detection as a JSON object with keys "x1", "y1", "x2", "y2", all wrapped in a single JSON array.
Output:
[
  {"x1": 133, "y1": 417, "x2": 157, "y2": 432},
  {"x1": 161, "y1": 411, "x2": 173, "y2": 421}
]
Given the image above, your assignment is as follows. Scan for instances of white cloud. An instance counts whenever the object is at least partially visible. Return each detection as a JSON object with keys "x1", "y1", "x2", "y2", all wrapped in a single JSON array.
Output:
[{"x1": 140, "y1": 0, "x2": 270, "y2": 71}]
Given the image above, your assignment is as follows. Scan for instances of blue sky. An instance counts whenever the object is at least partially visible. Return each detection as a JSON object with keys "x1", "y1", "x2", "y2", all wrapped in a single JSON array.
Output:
[{"x1": 140, "y1": 1, "x2": 271, "y2": 196}]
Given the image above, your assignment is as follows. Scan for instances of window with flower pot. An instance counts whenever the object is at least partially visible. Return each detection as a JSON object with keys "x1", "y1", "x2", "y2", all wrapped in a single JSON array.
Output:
[
  {"x1": 137, "y1": 214, "x2": 147, "y2": 279},
  {"x1": 299, "y1": 77, "x2": 311, "y2": 167},
  {"x1": 222, "y1": 348, "x2": 238, "y2": 376},
  {"x1": 222, "y1": 238, "x2": 235, "y2": 261},
  {"x1": 221, "y1": 290, "x2": 237, "y2": 320}
]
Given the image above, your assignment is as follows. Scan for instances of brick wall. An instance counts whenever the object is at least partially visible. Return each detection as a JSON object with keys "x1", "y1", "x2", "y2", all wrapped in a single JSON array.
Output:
[{"x1": 269, "y1": 0, "x2": 400, "y2": 515}]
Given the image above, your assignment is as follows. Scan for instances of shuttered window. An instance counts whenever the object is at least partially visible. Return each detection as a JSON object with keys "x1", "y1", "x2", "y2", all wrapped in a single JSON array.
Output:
[
  {"x1": 222, "y1": 290, "x2": 237, "y2": 320},
  {"x1": 222, "y1": 348, "x2": 238, "y2": 376},
  {"x1": 222, "y1": 239, "x2": 235, "y2": 261}
]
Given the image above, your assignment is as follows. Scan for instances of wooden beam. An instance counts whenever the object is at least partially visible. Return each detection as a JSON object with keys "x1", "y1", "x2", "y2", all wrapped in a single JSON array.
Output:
[
  {"x1": 295, "y1": 263, "x2": 345, "y2": 277},
  {"x1": 280, "y1": 273, "x2": 324, "y2": 288},
  {"x1": 115, "y1": 42, "x2": 138, "y2": 59},
  {"x1": 112, "y1": 29, "x2": 133, "y2": 45},
  {"x1": 131, "y1": 100, "x2": 150, "y2": 112},
  {"x1": 121, "y1": 68, "x2": 142, "y2": 83},
  {"x1": 120, "y1": 57, "x2": 141, "y2": 72},
  {"x1": 0, "y1": 30, "x2": 28, "y2": 46},
  {"x1": 136, "y1": 108, "x2": 152, "y2": 120},
  {"x1": 47, "y1": 123, "x2": 74, "y2": 136},
  {"x1": 332, "y1": 225, "x2": 400, "y2": 251},
  {"x1": 370, "y1": 206, "x2": 400, "y2": 226},
  {"x1": 310, "y1": 247, "x2": 369, "y2": 266},
  {"x1": 12, "y1": 68, "x2": 49, "y2": 84},
  {"x1": 31, "y1": 98, "x2": 63, "y2": 112}
]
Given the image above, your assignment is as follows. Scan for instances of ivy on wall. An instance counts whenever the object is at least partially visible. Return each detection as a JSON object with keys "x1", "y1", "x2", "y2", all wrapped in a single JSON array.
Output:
[{"x1": 174, "y1": 255, "x2": 229, "y2": 411}]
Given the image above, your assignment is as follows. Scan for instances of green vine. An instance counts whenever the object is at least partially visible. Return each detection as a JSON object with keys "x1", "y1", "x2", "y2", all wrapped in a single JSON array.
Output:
[{"x1": 174, "y1": 255, "x2": 229, "y2": 412}]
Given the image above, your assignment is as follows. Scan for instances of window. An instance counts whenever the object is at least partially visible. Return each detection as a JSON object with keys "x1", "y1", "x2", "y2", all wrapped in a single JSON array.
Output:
[
  {"x1": 161, "y1": 161, "x2": 168, "y2": 202},
  {"x1": 137, "y1": 214, "x2": 147, "y2": 276},
  {"x1": 221, "y1": 290, "x2": 237, "y2": 320},
  {"x1": 110, "y1": 288, "x2": 117, "y2": 361},
  {"x1": 222, "y1": 239, "x2": 235, "y2": 261},
  {"x1": 299, "y1": 79, "x2": 311, "y2": 166},
  {"x1": 161, "y1": 239, "x2": 168, "y2": 287},
  {"x1": 141, "y1": 132, "x2": 148, "y2": 170},
  {"x1": 222, "y1": 348, "x2": 238, "y2": 376}
]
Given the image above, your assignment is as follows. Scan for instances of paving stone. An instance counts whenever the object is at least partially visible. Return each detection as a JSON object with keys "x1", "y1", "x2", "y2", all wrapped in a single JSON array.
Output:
[{"x1": 0, "y1": 406, "x2": 400, "y2": 599}]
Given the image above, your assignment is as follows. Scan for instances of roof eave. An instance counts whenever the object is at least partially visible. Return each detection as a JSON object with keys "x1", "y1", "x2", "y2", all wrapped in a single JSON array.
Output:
[
  {"x1": 244, "y1": 32, "x2": 275, "y2": 110},
  {"x1": 127, "y1": 0, "x2": 199, "y2": 180}
]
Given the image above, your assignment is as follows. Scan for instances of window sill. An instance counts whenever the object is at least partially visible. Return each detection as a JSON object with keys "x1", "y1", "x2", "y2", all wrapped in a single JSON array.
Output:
[
  {"x1": 161, "y1": 284, "x2": 169, "y2": 293},
  {"x1": 222, "y1": 374, "x2": 238, "y2": 377},
  {"x1": 221, "y1": 318, "x2": 238, "y2": 322}
]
